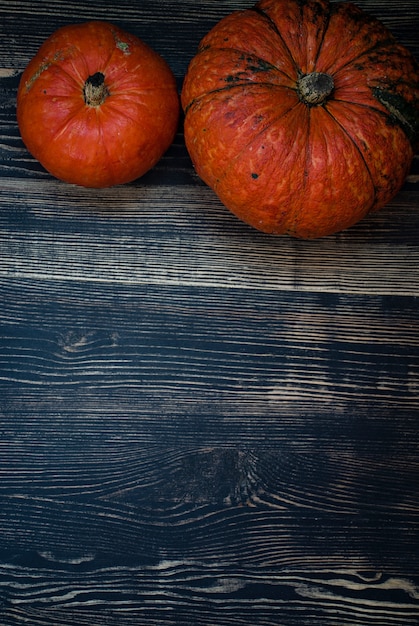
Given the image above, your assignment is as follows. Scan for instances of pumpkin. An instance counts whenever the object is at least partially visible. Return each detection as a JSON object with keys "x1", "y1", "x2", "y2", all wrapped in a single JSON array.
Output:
[
  {"x1": 181, "y1": 0, "x2": 419, "y2": 238},
  {"x1": 17, "y1": 21, "x2": 180, "y2": 188}
]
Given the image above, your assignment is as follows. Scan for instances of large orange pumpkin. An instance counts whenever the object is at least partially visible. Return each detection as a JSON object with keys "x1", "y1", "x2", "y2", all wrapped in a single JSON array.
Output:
[
  {"x1": 181, "y1": 0, "x2": 419, "y2": 238},
  {"x1": 17, "y1": 21, "x2": 180, "y2": 188}
]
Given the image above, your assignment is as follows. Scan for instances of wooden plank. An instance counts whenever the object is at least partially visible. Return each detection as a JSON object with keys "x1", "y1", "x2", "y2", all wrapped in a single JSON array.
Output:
[
  {"x1": 1, "y1": 278, "x2": 418, "y2": 424},
  {"x1": 0, "y1": 564, "x2": 417, "y2": 625},
  {"x1": 1, "y1": 179, "x2": 419, "y2": 296},
  {"x1": 0, "y1": 0, "x2": 418, "y2": 70}
]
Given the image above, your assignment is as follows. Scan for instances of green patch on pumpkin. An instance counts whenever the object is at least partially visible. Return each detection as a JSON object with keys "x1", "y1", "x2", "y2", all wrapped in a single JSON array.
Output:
[{"x1": 373, "y1": 86, "x2": 419, "y2": 145}]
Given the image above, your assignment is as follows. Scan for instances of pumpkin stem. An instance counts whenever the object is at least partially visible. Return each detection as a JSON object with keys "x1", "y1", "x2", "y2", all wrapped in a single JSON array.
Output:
[
  {"x1": 84, "y1": 72, "x2": 109, "y2": 107},
  {"x1": 297, "y1": 72, "x2": 334, "y2": 106}
]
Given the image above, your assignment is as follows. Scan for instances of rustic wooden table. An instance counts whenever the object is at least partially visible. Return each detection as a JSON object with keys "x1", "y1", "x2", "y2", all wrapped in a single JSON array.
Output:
[{"x1": 1, "y1": 1, "x2": 418, "y2": 624}]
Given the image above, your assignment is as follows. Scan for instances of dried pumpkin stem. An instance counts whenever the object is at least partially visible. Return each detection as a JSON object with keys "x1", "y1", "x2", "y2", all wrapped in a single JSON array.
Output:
[
  {"x1": 84, "y1": 72, "x2": 109, "y2": 107},
  {"x1": 297, "y1": 72, "x2": 334, "y2": 106}
]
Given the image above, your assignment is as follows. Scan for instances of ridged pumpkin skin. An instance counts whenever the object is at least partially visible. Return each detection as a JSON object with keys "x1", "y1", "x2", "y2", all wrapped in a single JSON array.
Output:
[
  {"x1": 181, "y1": 0, "x2": 419, "y2": 238},
  {"x1": 17, "y1": 21, "x2": 180, "y2": 188}
]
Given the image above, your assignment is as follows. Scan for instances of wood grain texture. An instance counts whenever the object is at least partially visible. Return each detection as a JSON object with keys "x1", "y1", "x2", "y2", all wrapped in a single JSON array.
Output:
[
  {"x1": 1, "y1": 0, "x2": 419, "y2": 624},
  {"x1": 1, "y1": 178, "x2": 419, "y2": 296}
]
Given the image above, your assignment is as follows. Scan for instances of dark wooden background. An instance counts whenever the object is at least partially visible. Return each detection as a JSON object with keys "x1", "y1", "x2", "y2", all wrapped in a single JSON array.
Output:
[{"x1": 1, "y1": 1, "x2": 418, "y2": 624}]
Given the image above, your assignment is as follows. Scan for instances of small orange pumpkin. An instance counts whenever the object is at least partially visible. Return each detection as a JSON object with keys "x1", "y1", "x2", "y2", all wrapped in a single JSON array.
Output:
[
  {"x1": 17, "y1": 21, "x2": 180, "y2": 188},
  {"x1": 181, "y1": 0, "x2": 419, "y2": 238}
]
